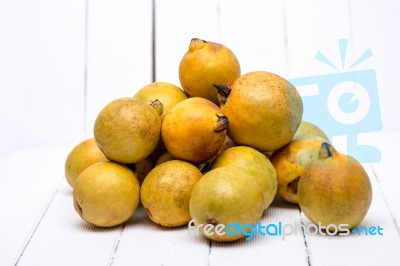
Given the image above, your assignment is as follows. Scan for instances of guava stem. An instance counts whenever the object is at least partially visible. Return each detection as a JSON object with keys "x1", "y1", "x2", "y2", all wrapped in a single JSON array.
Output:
[
  {"x1": 191, "y1": 37, "x2": 207, "y2": 43},
  {"x1": 214, "y1": 84, "x2": 231, "y2": 105},
  {"x1": 189, "y1": 38, "x2": 206, "y2": 50},
  {"x1": 215, "y1": 115, "x2": 229, "y2": 132},
  {"x1": 319, "y1": 142, "x2": 334, "y2": 159},
  {"x1": 150, "y1": 99, "x2": 163, "y2": 116},
  {"x1": 287, "y1": 176, "x2": 300, "y2": 193}
]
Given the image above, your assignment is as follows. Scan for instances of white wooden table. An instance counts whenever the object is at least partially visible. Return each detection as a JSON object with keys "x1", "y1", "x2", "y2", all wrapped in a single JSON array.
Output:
[
  {"x1": 1, "y1": 0, "x2": 400, "y2": 265},
  {"x1": 0, "y1": 132, "x2": 399, "y2": 266}
]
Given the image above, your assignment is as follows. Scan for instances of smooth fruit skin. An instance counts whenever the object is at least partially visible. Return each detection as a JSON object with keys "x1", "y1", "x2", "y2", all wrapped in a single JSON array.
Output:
[
  {"x1": 211, "y1": 146, "x2": 277, "y2": 210},
  {"x1": 73, "y1": 161, "x2": 140, "y2": 227},
  {"x1": 179, "y1": 38, "x2": 241, "y2": 104},
  {"x1": 162, "y1": 97, "x2": 227, "y2": 163},
  {"x1": 271, "y1": 135, "x2": 326, "y2": 204},
  {"x1": 94, "y1": 97, "x2": 161, "y2": 164},
  {"x1": 298, "y1": 144, "x2": 372, "y2": 231},
  {"x1": 140, "y1": 160, "x2": 203, "y2": 227},
  {"x1": 220, "y1": 71, "x2": 303, "y2": 152},
  {"x1": 65, "y1": 138, "x2": 107, "y2": 188},
  {"x1": 134, "y1": 81, "x2": 188, "y2": 119},
  {"x1": 295, "y1": 121, "x2": 329, "y2": 142},
  {"x1": 189, "y1": 166, "x2": 265, "y2": 242}
]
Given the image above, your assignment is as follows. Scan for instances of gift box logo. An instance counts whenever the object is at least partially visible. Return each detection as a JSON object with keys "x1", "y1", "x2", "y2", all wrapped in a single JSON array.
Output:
[{"x1": 289, "y1": 39, "x2": 382, "y2": 163}]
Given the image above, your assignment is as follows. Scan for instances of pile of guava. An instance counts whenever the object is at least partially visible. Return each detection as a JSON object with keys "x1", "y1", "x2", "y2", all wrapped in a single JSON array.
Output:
[{"x1": 65, "y1": 38, "x2": 372, "y2": 242}]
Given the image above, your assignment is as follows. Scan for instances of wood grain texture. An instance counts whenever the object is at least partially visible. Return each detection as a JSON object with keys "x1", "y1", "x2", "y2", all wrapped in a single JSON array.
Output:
[
  {"x1": 218, "y1": 0, "x2": 287, "y2": 77},
  {"x1": 0, "y1": 0, "x2": 86, "y2": 150},
  {"x1": 0, "y1": 138, "x2": 399, "y2": 266},
  {"x1": 154, "y1": 0, "x2": 219, "y2": 87},
  {"x1": 209, "y1": 199, "x2": 309, "y2": 266},
  {"x1": 0, "y1": 147, "x2": 69, "y2": 265},
  {"x1": 285, "y1": 0, "x2": 352, "y2": 78},
  {"x1": 110, "y1": 208, "x2": 210, "y2": 266},
  {"x1": 366, "y1": 132, "x2": 400, "y2": 236},
  {"x1": 16, "y1": 179, "x2": 124, "y2": 266},
  {"x1": 350, "y1": 0, "x2": 400, "y2": 131},
  {"x1": 85, "y1": 0, "x2": 153, "y2": 133},
  {"x1": 1, "y1": 0, "x2": 400, "y2": 265}
]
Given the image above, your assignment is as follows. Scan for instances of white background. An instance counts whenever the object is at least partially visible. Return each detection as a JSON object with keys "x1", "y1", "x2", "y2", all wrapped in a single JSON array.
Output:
[{"x1": 1, "y1": 0, "x2": 399, "y2": 152}]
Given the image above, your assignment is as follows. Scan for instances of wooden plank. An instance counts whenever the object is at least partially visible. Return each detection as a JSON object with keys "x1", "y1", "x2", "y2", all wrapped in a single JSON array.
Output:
[
  {"x1": 110, "y1": 208, "x2": 210, "y2": 266},
  {"x1": 3, "y1": 143, "x2": 399, "y2": 266},
  {"x1": 364, "y1": 132, "x2": 400, "y2": 235},
  {"x1": 85, "y1": 0, "x2": 153, "y2": 132},
  {"x1": 207, "y1": 134, "x2": 400, "y2": 266},
  {"x1": 0, "y1": 0, "x2": 85, "y2": 150},
  {"x1": 284, "y1": 0, "x2": 378, "y2": 162},
  {"x1": 285, "y1": 0, "x2": 352, "y2": 78},
  {"x1": 209, "y1": 199, "x2": 309, "y2": 266},
  {"x1": 0, "y1": 147, "x2": 70, "y2": 265},
  {"x1": 218, "y1": 0, "x2": 287, "y2": 76},
  {"x1": 154, "y1": 0, "x2": 219, "y2": 86},
  {"x1": 16, "y1": 179, "x2": 123, "y2": 266},
  {"x1": 284, "y1": 9, "x2": 400, "y2": 254},
  {"x1": 349, "y1": 0, "x2": 400, "y2": 131}
]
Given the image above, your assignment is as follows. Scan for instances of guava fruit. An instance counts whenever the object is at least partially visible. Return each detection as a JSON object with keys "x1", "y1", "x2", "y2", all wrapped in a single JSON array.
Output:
[
  {"x1": 211, "y1": 146, "x2": 277, "y2": 209},
  {"x1": 126, "y1": 156, "x2": 154, "y2": 185},
  {"x1": 162, "y1": 97, "x2": 228, "y2": 163},
  {"x1": 189, "y1": 166, "x2": 264, "y2": 242},
  {"x1": 65, "y1": 138, "x2": 107, "y2": 188},
  {"x1": 134, "y1": 81, "x2": 187, "y2": 119},
  {"x1": 140, "y1": 160, "x2": 203, "y2": 227},
  {"x1": 295, "y1": 121, "x2": 329, "y2": 142},
  {"x1": 216, "y1": 71, "x2": 303, "y2": 152},
  {"x1": 271, "y1": 135, "x2": 327, "y2": 204},
  {"x1": 298, "y1": 142, "x2": 372, "y2": 231},
  {"x1": 94, "y1": 97, "x2": 161, "y2": 164},
  {"x1": 149, "y1": 137, "x2": 168, "y2": 164},
  {"x1": 179, "y1": 38, "x2": 241, "y2": 104},
  {"x1": 155, "y1": 151, "x2": 175, "y2": 166},
  {"x1": 73, "y1": 161, "x2": 140, "y2": 227}
]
